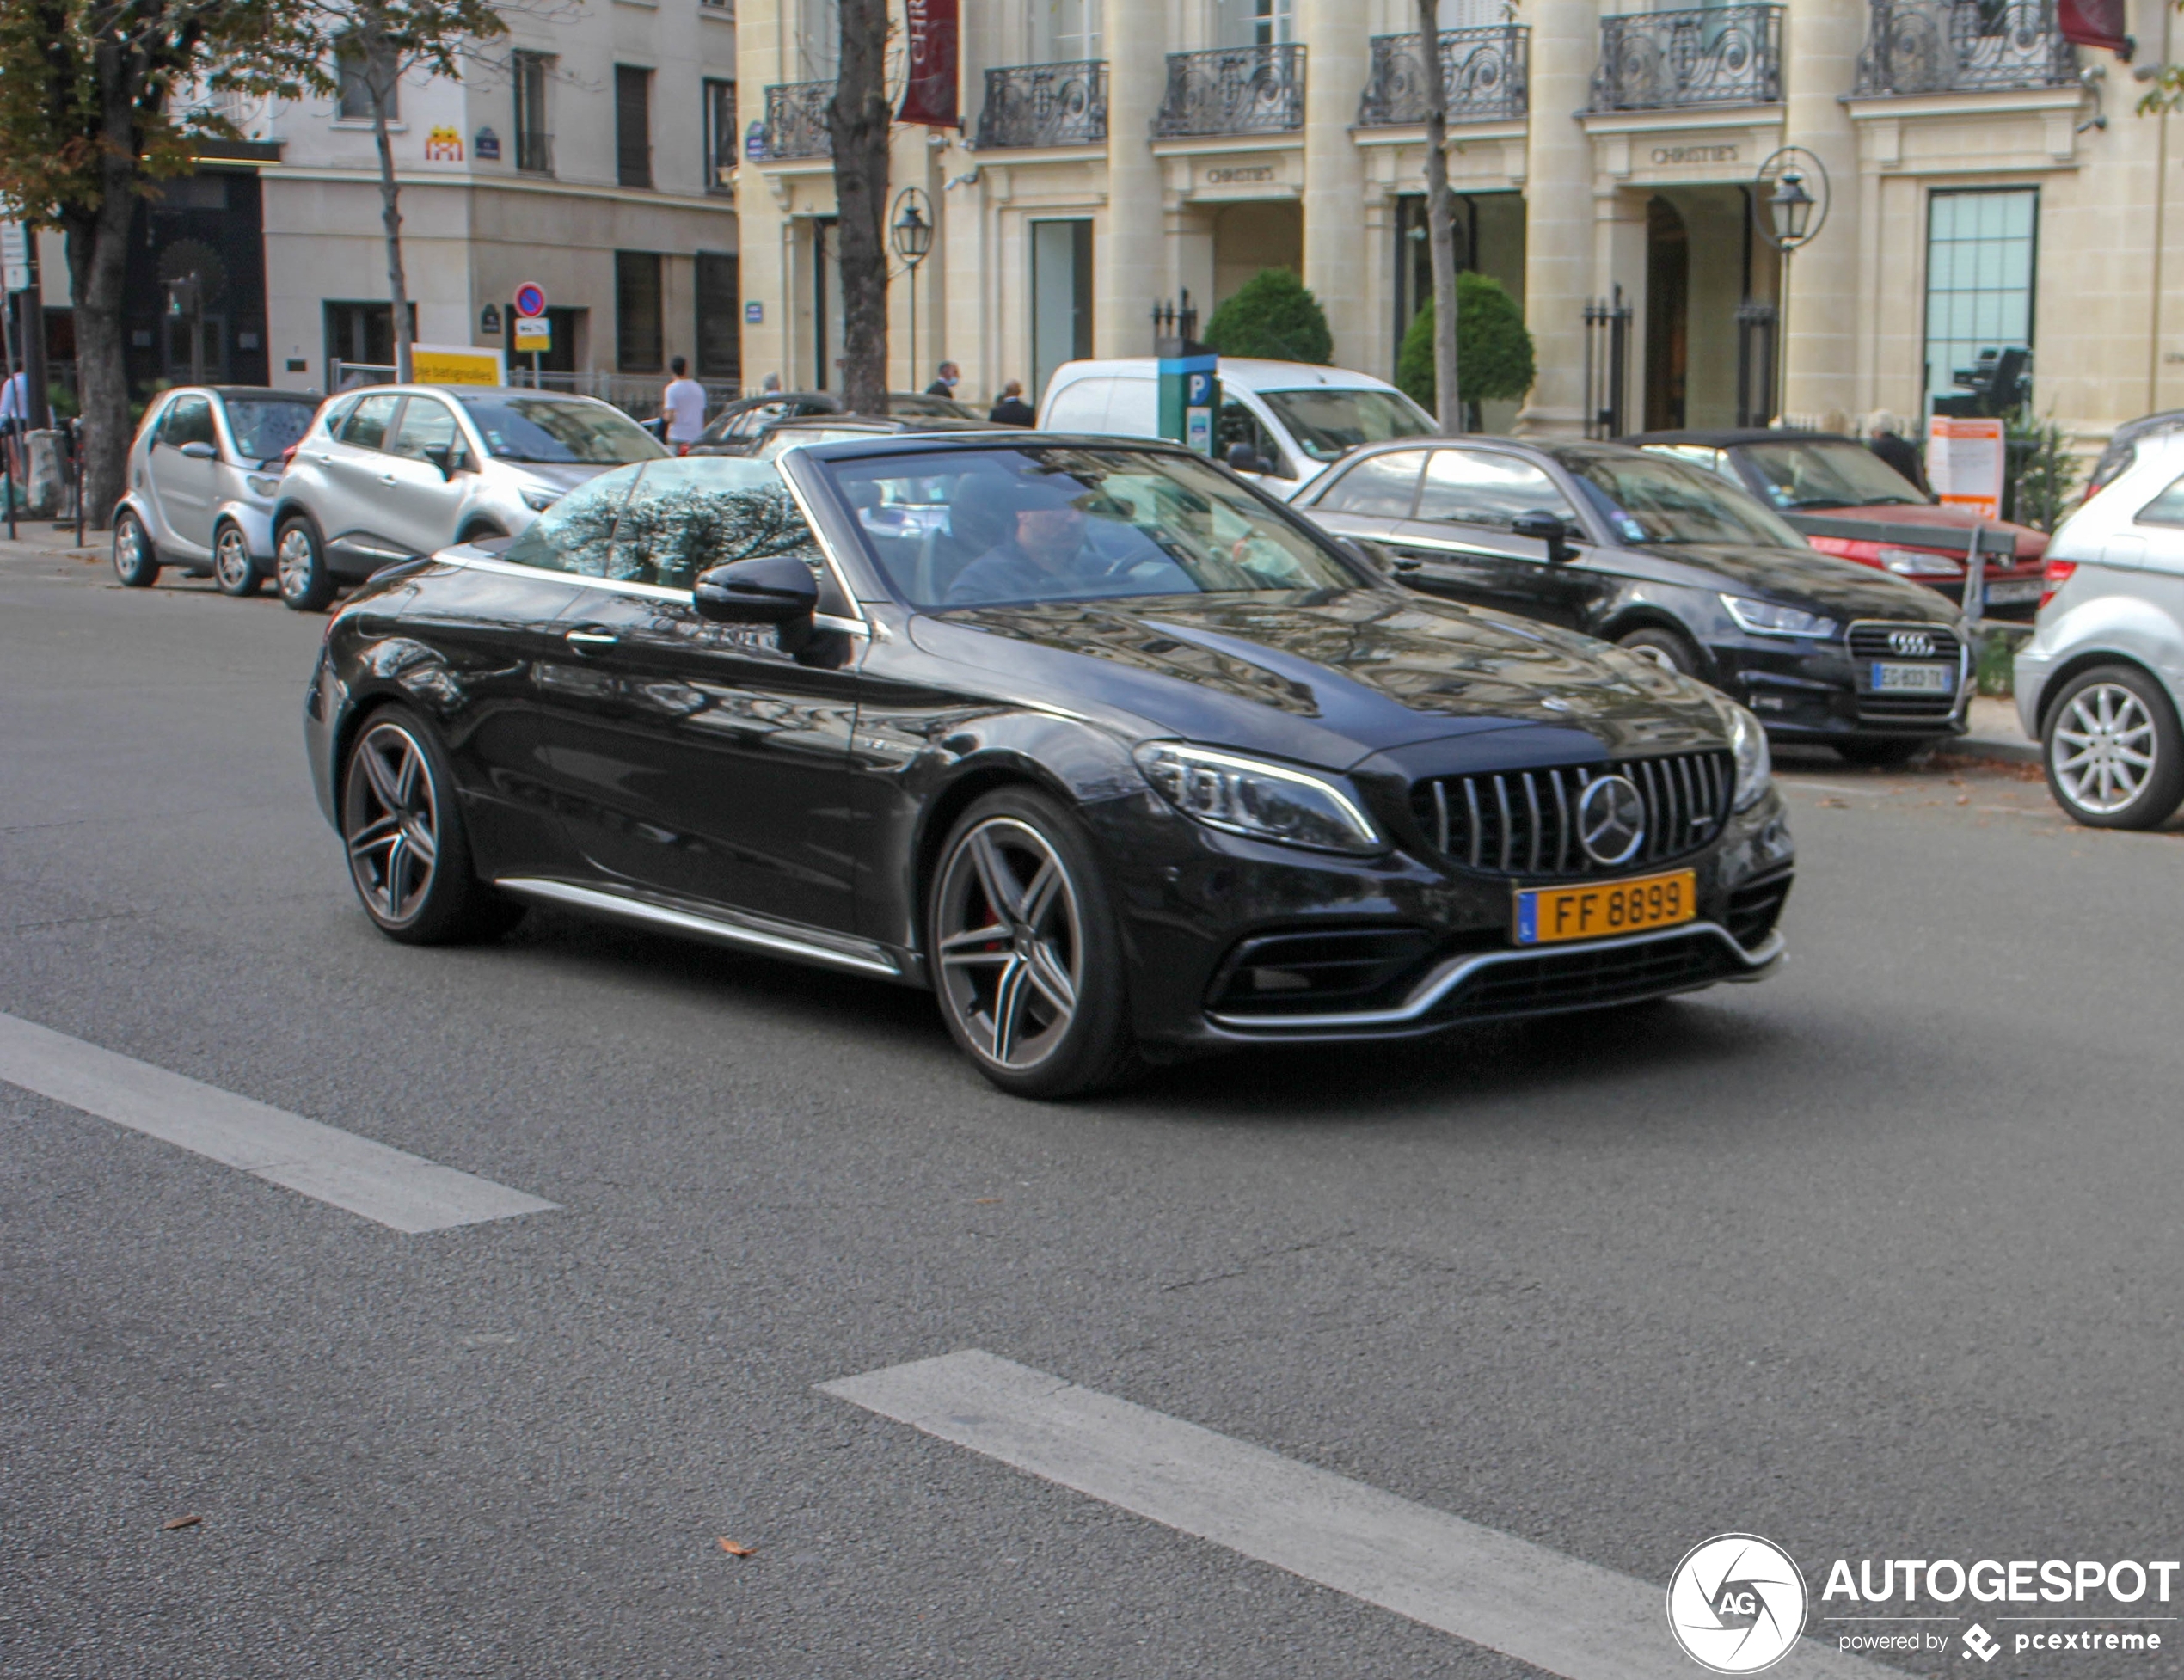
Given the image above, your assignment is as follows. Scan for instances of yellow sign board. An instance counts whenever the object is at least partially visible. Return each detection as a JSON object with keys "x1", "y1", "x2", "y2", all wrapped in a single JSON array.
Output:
[
  {"x1": 410, "y1": 342, "x2": 506, "y2": 386},
  {"x1": 513, "y1": 315, "x2": 551, "y2": 352}
]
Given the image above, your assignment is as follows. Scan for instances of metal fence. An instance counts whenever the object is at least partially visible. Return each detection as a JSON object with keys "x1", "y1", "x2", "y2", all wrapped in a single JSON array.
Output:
[
  {"x1": 1357, "y1": 27, "x2": 1531, "y2": 126},
  {"x1": 975, "y1": 60, "x2": 1110, "y2": 149},
  {"x1": 1590, "y1": 4, "x2": 1783, "y2": 110},
  {"x1": 1152, "y1": 44, "x2": 1307, "y2": 138},
  {"x1": 1853, "y1": 0, "x2": 2076, "y2": 95}
]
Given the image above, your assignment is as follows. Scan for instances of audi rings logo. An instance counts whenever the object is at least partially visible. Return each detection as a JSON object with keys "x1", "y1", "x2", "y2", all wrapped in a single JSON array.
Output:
[
  {"x1": 1577, "y1": 774, "x2": 1647, "y2": 865},
  {"x1": 1887, "y1": 629, "x2": 1937, "y2": 658},
  {"x1": 1667, "y1": 1534, "x2": 1809, "y2": 1674}
]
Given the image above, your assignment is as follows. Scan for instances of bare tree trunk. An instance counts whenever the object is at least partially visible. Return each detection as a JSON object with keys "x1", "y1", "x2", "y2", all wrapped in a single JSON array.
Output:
[
  {"x1": 828, "y1": 0, "x2": 890, "y2": 415},
  {"x1": 1417, "y1": 0, "x2": 1460, "y2": 435},
  {"x1": 64, "y1": 40, "x2": 144, "y2": 530},
  {"x1": 364, "y1": 16, "x2": 413, "y2": 383}
]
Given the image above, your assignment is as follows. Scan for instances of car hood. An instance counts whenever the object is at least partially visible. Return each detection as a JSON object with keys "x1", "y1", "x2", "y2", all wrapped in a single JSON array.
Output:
[
  {"x1": 498, "y1": 460, "x2": 620, "y2": 496},
  {"x1": 1793, "y1": 502, "x2": 2046, "y2": 560},
  {"x1": 1637, "y1": 542, "x2": 1962, "y2": 621},
  {"x1": 907, "y1": 589, "x2": 1731, "y2": 772}
]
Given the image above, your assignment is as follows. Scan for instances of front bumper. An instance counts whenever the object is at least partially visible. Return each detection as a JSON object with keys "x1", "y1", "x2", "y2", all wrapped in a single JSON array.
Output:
[{"x1": 1709, "y1": 629, "x2": 1970, "y2": 744}]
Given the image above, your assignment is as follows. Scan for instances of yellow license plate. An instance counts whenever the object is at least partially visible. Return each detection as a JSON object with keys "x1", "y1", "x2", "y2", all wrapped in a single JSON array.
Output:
[{"x1": 1513, "y1": 869, "x2": 1697, "y2": 946}]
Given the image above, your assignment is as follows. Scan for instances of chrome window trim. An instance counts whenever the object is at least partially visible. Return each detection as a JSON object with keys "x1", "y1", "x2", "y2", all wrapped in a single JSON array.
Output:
[{"x1": 1205, "y1": 921, "x2": 1782, "y2": 1031}]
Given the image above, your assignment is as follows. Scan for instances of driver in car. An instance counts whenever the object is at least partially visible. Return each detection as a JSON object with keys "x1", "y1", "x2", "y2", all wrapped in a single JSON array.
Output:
[{"x1": 946, "y1": 476, "x2": 1179, "y2": 604}]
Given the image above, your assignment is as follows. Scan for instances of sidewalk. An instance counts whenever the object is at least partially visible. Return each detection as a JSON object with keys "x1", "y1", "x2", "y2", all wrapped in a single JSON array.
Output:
[
  {"x1": 1949, "y1": 695, "x2": 2040, "y2": 766},
  {"x1": 0, "y1": 516, "x2": 104, "y2": 567}
]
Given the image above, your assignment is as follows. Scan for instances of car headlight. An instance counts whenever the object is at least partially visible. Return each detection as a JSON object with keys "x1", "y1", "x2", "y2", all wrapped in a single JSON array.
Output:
[
  {"x1": 1875, "y1": 545, "x2": 1963, "y2": 578},
  {"x1": 1134, "y1": 742, "x2": 1383, "y2": 855},
  {"x1": 1721, "y1": 594, "x2": 1838, "y2": 639},
  {"x1": 1708, "y1": 695, "x2": 1773, "y2": 812},
  {"x1": 519, "y1": 484, "x2": 562, "y2": 512}
]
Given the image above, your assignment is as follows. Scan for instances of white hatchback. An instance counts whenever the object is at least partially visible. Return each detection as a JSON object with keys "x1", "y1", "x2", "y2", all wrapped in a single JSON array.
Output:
[{"x1": 2015, "y1": 430, "x2": 2184, "y2": 828}]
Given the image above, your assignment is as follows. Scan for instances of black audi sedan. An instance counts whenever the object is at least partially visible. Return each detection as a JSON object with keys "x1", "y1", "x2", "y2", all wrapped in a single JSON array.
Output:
[
  {"x1": 304, "y1": 438, "x2": 1794, "y2": 1097},
  {"x1": 1296, "y1": 437, "x2": 1970, "y2": 766}
]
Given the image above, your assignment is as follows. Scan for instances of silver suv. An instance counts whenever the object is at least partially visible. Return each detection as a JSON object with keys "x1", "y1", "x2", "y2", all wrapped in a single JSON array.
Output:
[
  {"x1": 270, "y1": 384, "x2": 665, "y2": 610},
  {"x1": 2015, "y1": 428, "x2": 2184, "y2": 828},
  {"x1": 112, "y1": 386, "x2": 320, "y2": 595}
]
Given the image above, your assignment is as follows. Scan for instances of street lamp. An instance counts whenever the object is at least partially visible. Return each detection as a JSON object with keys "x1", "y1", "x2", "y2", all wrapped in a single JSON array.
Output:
[
  {"x1": 1769, "y1": 171, "x2": 1814, "y2": 246},
  {"x1": 890, "y1": 187, "x2": 935, "y2": 398},
  {"x1": 1754, "y1": 149, "x2": 1830, "y2": 426}
]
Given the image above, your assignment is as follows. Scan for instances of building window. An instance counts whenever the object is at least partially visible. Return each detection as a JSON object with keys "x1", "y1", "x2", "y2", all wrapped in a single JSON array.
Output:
[
  {"x1": 1031, "y1": 219, "x2": 1093, "y2": 404},
  {"x1": 703, "y1": 79, "x2": 738, "y2": 193},
  {"x1": 336, "y1": 41, "x2": 398, "y2": 120},
  {"x1": 696, "y1": 251, "x2": 740, "y2": 381},
  {"x1": 615, "y1": 64, "x2": 653, "y2": 189},
  {"x1": 1923, "y1": 187, "x2": 2037, "y2": 412},
  {"x1": 616, "y1": 251, "x2": 664, "y2": 371},
  {"x1": 1029, "y1": 0, "x2": 1101, "y2": 59},
  {"x1": 1215, "y1": 0, "x2": 1292, "y2": 47},
  {"x1": 512, "y1": 51, "x2": 553, "y2": 174},
  {"x1": 800, "y1": 0, "x2": 841, "y2": 78}
]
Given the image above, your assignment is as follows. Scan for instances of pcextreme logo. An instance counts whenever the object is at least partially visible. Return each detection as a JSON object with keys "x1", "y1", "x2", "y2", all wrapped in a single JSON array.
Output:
[{"x1": 1666, "y1": 1533, "x2": 1809, "y2": 1673}]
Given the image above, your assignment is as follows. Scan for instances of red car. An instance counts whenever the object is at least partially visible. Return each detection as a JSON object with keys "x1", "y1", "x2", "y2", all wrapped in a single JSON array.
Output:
[{"x1": 1628, "y1": 428, "x2": 2047, "y2": 620}]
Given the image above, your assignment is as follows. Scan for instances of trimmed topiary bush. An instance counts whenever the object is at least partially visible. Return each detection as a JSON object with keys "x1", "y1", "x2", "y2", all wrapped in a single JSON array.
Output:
[
  {"x1": 1396, "y1": 271, "x2": 1537, "y2": 424},
  {"x1": 1202, "y1": 268, "x2": 1334, "y2": 365}
]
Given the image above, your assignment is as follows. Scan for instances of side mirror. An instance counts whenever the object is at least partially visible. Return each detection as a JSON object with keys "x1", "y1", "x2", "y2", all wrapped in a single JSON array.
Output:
[
  {"x1": 1225, "y1": 441, "x2": 1275, "y2": 476},
  {"x1": 693, "y1": 555, "x2": 820, "y2": 625},
  {"x1": 1512, "y1": 509, "x2": 1578, "y2": 563},
  {"x1": 422, "y1": 443, "x2": 453, "y2": 477},
  {"x1": 178, "y1": 440, "x2": 218, "y2": 461}
]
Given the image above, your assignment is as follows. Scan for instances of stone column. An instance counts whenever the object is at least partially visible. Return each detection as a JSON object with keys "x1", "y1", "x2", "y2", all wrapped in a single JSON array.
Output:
[
  {"x1": 1096, "y1": 0, "x2": 1168, "y2": 356},
  {"x1": 1780, "y1": 0, "x2": 1863, "y2": 426},
  {"x1": 1298, "y1": 0, "x2": 1370, "y2": 368},
  {"x1": 1516, "y1": 0, "x2": 1597, "y2": 435}
]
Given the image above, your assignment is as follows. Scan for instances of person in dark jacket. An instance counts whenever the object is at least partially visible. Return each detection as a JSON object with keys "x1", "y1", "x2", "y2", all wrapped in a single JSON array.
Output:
[
  {"x1": 1863, "y1": 410, "x2": 1928, "y2": 494},
  {"x1": 926, "y1": 361, "x2": 960, "y2": 398},
  {"x1": 989, "y1": 380, "x2": 1035, "y2": 426}
]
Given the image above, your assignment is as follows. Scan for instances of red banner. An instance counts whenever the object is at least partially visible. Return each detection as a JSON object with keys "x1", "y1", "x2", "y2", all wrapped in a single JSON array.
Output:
[
  {"x1": 2056, "y1": 0, "x2": 2130, "y2": 55},
  {"x1": 897, "y1": 0, "x2": 959, "y2": 126}
]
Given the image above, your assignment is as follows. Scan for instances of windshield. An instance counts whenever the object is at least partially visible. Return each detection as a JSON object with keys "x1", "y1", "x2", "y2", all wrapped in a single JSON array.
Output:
[
  {"x1": 1741, "y1": 439, "x2": 1929, "y2": 509},
  {"x1": 458, "y1": 395, "x2": 666, "y2": 465},
  {"x1": 223, "y1": 397, "x2": 316, "y2": 462},
  {"x1": 757, "y1": 426, "x2": 889, "y2": 460},
  {"x1": 1561, "y1": 451, "x2": 1809, "y2": 548},
  {"x1": 819, "y1": 445, "x2": 1367, "y2": 610},
  {"x1": 1256, "y1": 389, "x2": 1436, "y2": 463}
]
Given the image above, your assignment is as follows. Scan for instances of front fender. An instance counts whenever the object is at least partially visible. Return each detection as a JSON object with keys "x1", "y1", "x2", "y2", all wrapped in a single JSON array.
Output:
[{"x1": 2017, "y1": 589, "x2": 2184, "y2": 733}]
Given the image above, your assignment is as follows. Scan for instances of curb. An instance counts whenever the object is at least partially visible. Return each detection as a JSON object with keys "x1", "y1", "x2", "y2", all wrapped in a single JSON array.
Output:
[{"x1": 1936, "y1": 733, "x2": 2042, "y2": 767}]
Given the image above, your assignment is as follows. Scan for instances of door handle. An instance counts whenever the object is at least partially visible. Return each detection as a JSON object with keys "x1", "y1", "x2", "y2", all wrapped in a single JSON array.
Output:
[
  {"x1": 563, "y1": 628, "x2": 620, "y2": 651},
  {"x1": 379, "y1": 473, "x2": 397, "y2": 485}
]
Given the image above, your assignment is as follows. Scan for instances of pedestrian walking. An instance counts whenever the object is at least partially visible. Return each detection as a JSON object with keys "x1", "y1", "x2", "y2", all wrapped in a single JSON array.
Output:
[
  {"x1": 927, "y1": 361, "x2": 960, "y2": 398},
  {"x1": 0, "y1": 366, "x2": 28, "y2": 483},
  {"x1": 1862, "y1": 409, "x2": 1927, "y2": 494},
  {"x1": 761, "y1": 371, "x2": 782, "y2": 394},
  {"x1": 988, "y1": 380, "x2": 1035, "y2": 427},
  {"x1": 661, "y1": 357, "x2": 707, "y2": 455}
]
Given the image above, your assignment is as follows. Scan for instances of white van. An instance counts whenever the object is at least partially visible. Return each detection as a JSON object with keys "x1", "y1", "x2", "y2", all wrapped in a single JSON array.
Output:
[{"x1": 1035, "y1": 357, "x2": 1436, "y2": 500}]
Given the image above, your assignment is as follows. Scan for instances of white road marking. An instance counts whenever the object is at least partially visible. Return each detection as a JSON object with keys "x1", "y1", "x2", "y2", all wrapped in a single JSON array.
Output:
[
  {"x1": 0, "y1": 1012, "x2": 556, "y2": 1234},
  {"x1": 822, "y1": 1350, "x2": 1888, "y2": 1680}
]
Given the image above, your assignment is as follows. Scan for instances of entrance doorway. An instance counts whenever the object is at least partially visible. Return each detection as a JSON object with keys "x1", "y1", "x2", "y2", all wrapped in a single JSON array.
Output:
[
  {"x1": 807, "y1": 217, "x2": 844, "y2": 390},
  {"x1": 1644, "y1": 197, "x2": 1688, "y2": 432},
  {"x1": 1211, "y1": 201, "x2": 1302, "y2": 313},
  {"x1": 1639, "y1": 186, "x2": 1778, "y2": 432}
]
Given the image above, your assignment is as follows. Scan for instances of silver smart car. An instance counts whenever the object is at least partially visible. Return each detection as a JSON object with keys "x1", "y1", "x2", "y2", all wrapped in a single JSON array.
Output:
[
  {"x1": 267, "y1": 385, "x2": 666, "y2": 611},
  {"x1": 2016, "y1": 427, "x2": 2184, "y2": 829},
  {"x1": 111, "y1": 386, "x2": 321, "y2": 595}
]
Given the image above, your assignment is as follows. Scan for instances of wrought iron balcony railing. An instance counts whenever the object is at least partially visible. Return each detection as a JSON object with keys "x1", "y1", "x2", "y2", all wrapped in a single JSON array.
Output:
[
  {"x1": 514, "y1": 129, "x2": 553, "y2": 174},
  {"x1": 1152, "y1": 44, "x2": 1305, "y2": 138},
  {"x1": 1358, "y1": 26, "x2": 1530, "y2": 126},
  {"x1": 1590, "y1": 4, "x2": 1783, "y2": 111},
  {"x1": 761, "y1": 80, "x2": 833, "y2": 161},
  {"x1": 976, "y1": 60, "x2": 1109, "y2": 148},
  {"x1": 1854, "y1": 0, "x2": 2076, "y2": 94}
]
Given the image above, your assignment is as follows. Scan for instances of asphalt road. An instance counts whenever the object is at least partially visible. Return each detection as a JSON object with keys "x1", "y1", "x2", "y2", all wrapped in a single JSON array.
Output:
[{"x1": 3, "y1": 543, "x2": 2179, "y2": 1679}]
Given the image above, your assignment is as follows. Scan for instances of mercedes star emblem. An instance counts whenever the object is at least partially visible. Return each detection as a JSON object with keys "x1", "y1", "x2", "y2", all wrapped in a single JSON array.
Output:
[{"x1": 1577, "y1": 774, "x2": 1647, "y2": 866}]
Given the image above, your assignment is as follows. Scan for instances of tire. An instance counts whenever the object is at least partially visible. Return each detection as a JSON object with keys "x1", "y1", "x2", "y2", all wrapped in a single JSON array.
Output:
[
  {"x1": 1834, "y1": 737, "x2": 1929, "y2": 769},
  {"x1": 927, "y1": 788, "x2": 1140, "y2": 1100},
  {"x1": 457, "y1": 522, "x2": 506, "y2": 545},
  {"x1": 112, "y1": 509, "x2": 160, "y2": 587},
  {"x1": 212, "y1": 522, "x2": 262, "y2": 597},
  {"x1": 1617, "y1": 624, "x2": 1704, "y2": 678},
  {"x1": 2041, "y1": 664, "x2": 2184, "y2": 831},
  {"x1": 275, "y1": 515, "x2": 335, "y2": 612},
  {"x1": 338, "y1": 705, "x2": 525, "y2": 945}
]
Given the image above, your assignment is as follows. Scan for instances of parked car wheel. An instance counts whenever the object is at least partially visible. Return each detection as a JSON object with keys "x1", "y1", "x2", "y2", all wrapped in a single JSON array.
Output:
[
  {"x1": 1835, "y1": 738, "x2": 1929, "y2": 769},
  {"x1": 2041, "y1": 665, "x2": 2184, "y2": 830},
  {"x1": 929, "y1": 788, "x2": 1139, "y2": 1100},
  {"x1": 112, "y1": 510, "x2": 159, "y2": 588},
  {"x1": 212, "y1": 522, "x2": 261, "y2": 597},
  {"x1": 340, "y1": 707, "x2": 525, "y2": 944},
  {"x1": 275, "y1": 516, "x2": 335, "y2": 612},
  {"x1": 1617, "y1": 625, "x2": 1704, "y2": 678}
]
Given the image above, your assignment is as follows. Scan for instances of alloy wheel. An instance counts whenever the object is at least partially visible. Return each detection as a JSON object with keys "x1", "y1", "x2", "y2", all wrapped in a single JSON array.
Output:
[
  {"x1": 214, "y1": 526, "x2": 255, "y2": 592},
  {"x1": 342, "y1": 720, "x2": 441, "y2": 925},
  {"x1": 934, "y1": 818, "x2": 1083, "y2": 1071},
  {"x1": 2052, "y1": 683, "x2": 2156, "y2": 814},
  {"x1": 276, "y1": 525, "x2": 315, "y2": 602}
]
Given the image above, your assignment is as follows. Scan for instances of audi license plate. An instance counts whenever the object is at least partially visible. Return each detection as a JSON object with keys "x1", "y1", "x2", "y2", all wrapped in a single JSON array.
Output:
[
  {"x1": 1514, "y1": 868, "x2": 1697, "y2": 947},
  {"x1": 1985, "y1": 579, "x2": 2044, "y2": 604},
  {"x1": 1869, "y1": 662, "x2": 1955, "y2": 693}
]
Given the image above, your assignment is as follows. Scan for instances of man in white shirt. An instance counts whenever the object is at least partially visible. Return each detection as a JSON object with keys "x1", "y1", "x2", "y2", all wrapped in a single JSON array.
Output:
[
  {"x1": 0, "y1": 369, "x2": 27, "y2": 481},
  {"x1": 661, "y1": 356, "x2": 707, "y2": 454}
]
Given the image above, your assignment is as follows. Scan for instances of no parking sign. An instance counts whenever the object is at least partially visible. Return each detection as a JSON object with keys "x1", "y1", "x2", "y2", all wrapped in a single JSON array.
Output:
[{"x1": 513, "y1": 281, "x2": 547, "y2": 319}]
